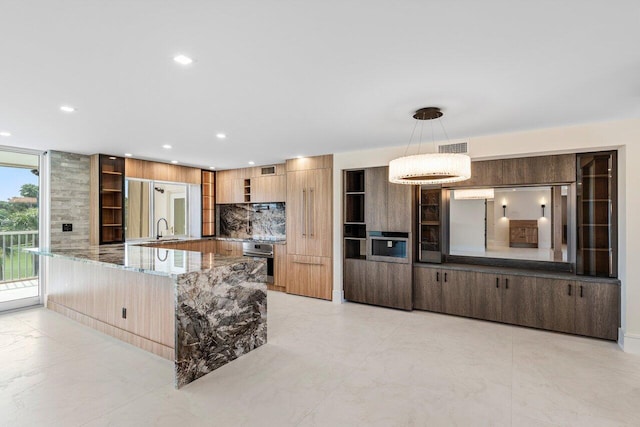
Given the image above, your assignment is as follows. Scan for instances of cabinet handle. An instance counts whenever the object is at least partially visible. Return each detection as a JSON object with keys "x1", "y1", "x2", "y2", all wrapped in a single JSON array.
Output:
[
  {"x1": 436, "y1": 272, "x2": 440, "y2": 282},
  {"x1": 302, "y1": 189, "x2": 307, "y2": 237},
  {"x1": 580, "y1": 285, "x2": 584, "y2": 298},
  {"x1": 496, "y1": 277, "x2": 499, "y2": 288},
  {"x1": 309, "y1": 188, "x2": 314, "y2": 237},
  {"x1": 444, "y1": 272, "x2": 448, "y2": 283},
  {"x1": 293, "y1": 260, "x2": 323, "y2": 266},
  {"x1": 568, "y1": 284, "x2": 572, "y2": 296},
  {"x1": 505, "y1": 278, "x2": 509, "y2": 289}
]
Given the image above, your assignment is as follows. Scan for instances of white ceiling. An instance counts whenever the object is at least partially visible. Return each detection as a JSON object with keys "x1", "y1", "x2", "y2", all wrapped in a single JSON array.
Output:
[{"x1": 1, "y1": 1, "x2": 639, "y2": 170}]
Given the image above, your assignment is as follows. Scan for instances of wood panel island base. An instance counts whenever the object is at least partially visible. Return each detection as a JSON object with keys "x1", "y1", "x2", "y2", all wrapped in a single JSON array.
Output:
[{"x1": 36, "y1": 245, "x2": 267, "y2": 388}]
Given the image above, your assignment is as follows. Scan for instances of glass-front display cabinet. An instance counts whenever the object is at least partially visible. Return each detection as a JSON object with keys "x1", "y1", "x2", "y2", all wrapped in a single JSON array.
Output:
[
  {"x1": 418, "y1": 187, "x2": 443, "y2": 263},
  {"x1": 576, "y1": 151, "x2": 617, "y2": 277}
]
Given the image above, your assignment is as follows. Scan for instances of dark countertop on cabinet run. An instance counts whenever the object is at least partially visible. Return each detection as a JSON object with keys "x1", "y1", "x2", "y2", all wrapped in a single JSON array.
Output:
[
  {"x1": 413, "y1": 262, "x2": 620, "y2": 285},
  {"x1": 213, "y1": 236, "x2": 286, "y2": 244}
]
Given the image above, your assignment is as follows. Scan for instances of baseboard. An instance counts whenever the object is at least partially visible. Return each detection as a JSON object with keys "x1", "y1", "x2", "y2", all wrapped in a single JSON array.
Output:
[
  {"x1": 332, "y1": 289, "x2": 344, "y2": 303},
  {"x1": 47, "y1": 300, "x2": 174, "y2": 360},
  {"x1": 622, "y1": 332, "x2": 640, "y2": 355}
]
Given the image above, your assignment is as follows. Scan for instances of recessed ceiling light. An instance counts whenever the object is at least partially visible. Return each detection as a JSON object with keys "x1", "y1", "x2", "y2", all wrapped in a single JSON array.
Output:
[
  {"x1": 171, "y1": 160, "x2": 179, "y2": 164},
  {"x1": 162, "y1": 144, "x2": 172, "y2": 149},
  {"x1": 216, "y1": 133, "x2": 226, "y2": 139},
  {"x1": 296, "y1": 155, "x2": 304, "y2": 159},
  {"x1": 60, "y1": 105, "x2": 76, "y2": 113},
  {"x1": 124, "y1": 153, "x2": 132, "y2": 157},
  {"x1": 173, "y1": 54, "x2": 193, "y2": 65},
  {"x1": 248, "y1": 161, "x2": 255, "y2": 165},
  {"x1": 209, "y1": 166, "x2": 215, "y2": 170},
  {"x1": 0, "y1": 131, "x2": 10, "y2": 137}
]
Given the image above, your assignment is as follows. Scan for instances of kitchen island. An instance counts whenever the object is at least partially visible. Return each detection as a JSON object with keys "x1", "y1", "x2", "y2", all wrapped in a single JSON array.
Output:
[{"x1": 35, "y1": 244, "x2": 267, "y2": 388}]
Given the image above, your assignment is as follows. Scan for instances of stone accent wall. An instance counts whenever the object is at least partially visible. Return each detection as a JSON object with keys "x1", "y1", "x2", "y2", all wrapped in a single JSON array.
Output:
[{"x1": 49, "y1": 151, "x2": 90, "y2": 249}]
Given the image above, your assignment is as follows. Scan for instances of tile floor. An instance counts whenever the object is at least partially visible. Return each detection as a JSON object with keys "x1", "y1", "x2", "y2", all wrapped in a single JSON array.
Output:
[{"x1": 1, "y1": 291, "x2": 639, "y2": 426}]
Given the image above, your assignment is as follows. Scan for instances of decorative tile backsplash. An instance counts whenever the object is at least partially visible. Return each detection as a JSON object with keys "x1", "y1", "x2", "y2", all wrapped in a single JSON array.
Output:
[{"x1": 218, "y1": 203, "x2": 285, "y2": 240}]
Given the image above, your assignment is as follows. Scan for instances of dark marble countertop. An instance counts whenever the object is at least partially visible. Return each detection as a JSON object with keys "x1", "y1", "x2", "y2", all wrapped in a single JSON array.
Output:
[
  {"x1": 413, "y1": 262, "x2": 620, "y2": 284},
  {"x1": 31, "y1": 245, "x2": 257, "y2": 278},
  {"x1": 213, "y1": 236, "x2": 286, "y2": 244}
]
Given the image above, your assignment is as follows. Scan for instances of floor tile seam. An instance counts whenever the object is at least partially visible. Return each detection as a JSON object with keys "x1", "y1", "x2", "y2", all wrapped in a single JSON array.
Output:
[{"x1": 77, "y1": 383, "x2": 168, "y2": 427}]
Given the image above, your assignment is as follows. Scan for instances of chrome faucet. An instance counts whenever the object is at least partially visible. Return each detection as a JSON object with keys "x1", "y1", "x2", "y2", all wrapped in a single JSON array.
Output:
[{"x1": 156, "y1": 217, "x2": 169, "y2": 239}]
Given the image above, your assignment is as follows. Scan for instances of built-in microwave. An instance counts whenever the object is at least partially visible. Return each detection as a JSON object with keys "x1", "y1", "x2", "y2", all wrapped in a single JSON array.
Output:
[{"x1": 368, "y1": 231, "x2": 410, "y2": 263}]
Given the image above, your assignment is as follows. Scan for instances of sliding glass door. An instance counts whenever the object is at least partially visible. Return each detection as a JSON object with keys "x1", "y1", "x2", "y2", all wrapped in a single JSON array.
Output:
[{"x1": 0, "y1": 147, "x2": 42, "y2": 311}]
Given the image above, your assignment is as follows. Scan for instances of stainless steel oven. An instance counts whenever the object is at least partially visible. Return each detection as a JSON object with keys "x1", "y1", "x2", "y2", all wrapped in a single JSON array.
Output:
[
  {"x1": 242, "y1": 242, "x2": 274, "y2": 283},
  {"x1": 368, "y1": 231, "x2": 410, "y2": 263}
]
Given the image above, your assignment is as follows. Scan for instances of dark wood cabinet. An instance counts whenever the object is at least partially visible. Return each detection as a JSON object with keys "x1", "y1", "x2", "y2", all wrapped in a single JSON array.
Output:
[
  {"x1": 344, "y1": 258, "x2": 367, "y2": 303},
  {"x1": 444, "y1": 154, "x2": 576, "y2": 188},
  {"x1": 412, "y1": 267, "x2": 619, "y2": 340},
  {"x1": 537, "y1": 278, "x2": 575, "y2": 334},
  {"x1": 469, "y1": 271, "x2": 502, "y2": 322},
  {"x1": 575, "y1": 281, "x2": 620, "y2": 340},
  {"x1": 576, "y1": 151, "x2": 617, "y2": 278},
  {"x1": 413, "y1": 267, "x2": 442, "y2": 312},
  {"x1": 364, "y1": 167, "x2": 388, "y2": 232},
  {"x1": 501, "y1": 274, "x2": 539, "y2": 328},
  {"x1": 387, "y1": 178, "x2": 413, "y2": 233},
  {"x1": 446, "y1": 159, "x2": 503, "y2": 188},
  {"x1": 344, "y1": 259, "x2": 412, "y2": 310},
  {"x1": 502, "y1": 154, "x2": 576, "y2": 185},
  {"x1": 441, "y1": 270, "x2": 473, "y2": 317}
]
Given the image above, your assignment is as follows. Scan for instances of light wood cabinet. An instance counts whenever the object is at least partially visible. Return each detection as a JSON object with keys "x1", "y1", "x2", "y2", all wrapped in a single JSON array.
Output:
[
  {"x1": 201, "y1": 170, "x2": 216, "y2": 236},
  {"x1": 90, "y1": 154, "x2": 125, "y2": 245},
  {"x1": 251, "y1": 175, "x2": 286, "y2": 203},
  {"x1": 124, "y1": 158, "x2": 200, "y2": 184},
  {"x1": 286, "y1": 155, "x2": 333, "y2": 300},
  {"x1": 286, "y1": 254, "x2": 332, "y2": 300},
  {"x1": 286, "y1": 168, "x2": 332, "y2": 257},
  {"x1": 216, "y1": 240, "x2": 243, "y2": 256},
  {"x1": 273, "y1": 244, "x2": 287, "y2": 290},
  {"x1": 216, "y1": 170, "x2": 245, "y2": 204}
]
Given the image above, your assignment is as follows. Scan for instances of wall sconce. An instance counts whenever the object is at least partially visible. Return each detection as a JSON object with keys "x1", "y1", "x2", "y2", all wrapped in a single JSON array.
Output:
[
  {"x1": 502, "y1": 205, "x2": 507, "y2": 217},
  {"x1": 541, "y1": 204, "x2": 546, "y2": 217}
]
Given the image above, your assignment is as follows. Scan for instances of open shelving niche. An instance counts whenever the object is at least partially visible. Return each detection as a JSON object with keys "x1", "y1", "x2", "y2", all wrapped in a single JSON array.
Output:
[
  {"x1": 99, "y1": 155, "x2": 125, "y2": 244},
  {"x1": 344, "y1": 170, "x2": 366, "y2": 260}
]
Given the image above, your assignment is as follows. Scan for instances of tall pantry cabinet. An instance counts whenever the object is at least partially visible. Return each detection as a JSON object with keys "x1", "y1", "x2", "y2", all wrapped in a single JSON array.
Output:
[{"x1": 285, "y1": 155, "x2": 333, "y2": 300}]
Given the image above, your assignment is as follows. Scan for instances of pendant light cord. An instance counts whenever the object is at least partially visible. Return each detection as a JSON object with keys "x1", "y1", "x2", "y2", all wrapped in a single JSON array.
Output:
[{"x1": 403, "y1": 118, "x2": 420, "y2": 157}]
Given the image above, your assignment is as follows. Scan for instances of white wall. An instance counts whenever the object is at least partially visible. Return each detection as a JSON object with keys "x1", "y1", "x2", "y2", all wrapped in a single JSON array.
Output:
[
  {"x1": 494, "y1": 188, "x2": 551, "y2": 248},
  {"x1": 332, "y1": 117, "x2": 640, "y2": 354},
  {"x1": 449, "y1": 198, "x2": 485, "y2": 252}
]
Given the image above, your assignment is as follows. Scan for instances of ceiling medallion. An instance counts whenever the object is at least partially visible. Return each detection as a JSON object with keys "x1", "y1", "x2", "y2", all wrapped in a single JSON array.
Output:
[{"x1": 388, "y1": 107, "x2": 471, "y2": 185}]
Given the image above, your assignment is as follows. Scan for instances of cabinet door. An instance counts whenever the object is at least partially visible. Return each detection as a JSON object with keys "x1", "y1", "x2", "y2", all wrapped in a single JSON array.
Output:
[
  {"x1": 252, "y1": 175, "x2": 286, "y2": 203},
  {"x1": 413, "y1": 267, "x2": 442, "y2": 312},
  {"x1": 385, "y1": 263, "x2": 412, "y2": 310},
  {"x1": 365, "y1": 261, "x2": 387, "y2": 307},
  {"x1": 502, "y1": 154, "x2": 576, "y2": 185},
  {"x1": 365, "y1": 167, "x2": 388, "y2": 231},
  {"x1": 286, "y1": 255, "x2": 332, "y2": 300},
  {"x1": 286, "y1": 170, "x2": 307, "y2": 255},
  {"x1": 575, "y1": 281, "x2": 620, "y2": 340},
  {"x1": 469, "y1": 272, "x2": 502, "y2": 322},
  {"x1": 273, "y1": 244, "x2": 287, "y2": 289},
  {"x1": 537, "y1": 278, "x2": 575, "y2": 334},
  {"x1": 446, "y1": 159, "x2": 504, "y2": 188},
  {"x1": 387, "y1": 180, "x2": 412, "y2": 233},
  {"x1": 501, "y1": 275, "x2": 540, "y2": 328},
  {"x1": 306, "y1": 168, "x2": 332, "y2": 257},
  {"x1": 344, "y1": 258, "x2": 368, "y2": 303},
  {"x1": 441, "y1": 270, "x2": 473, "y2": 317}
]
